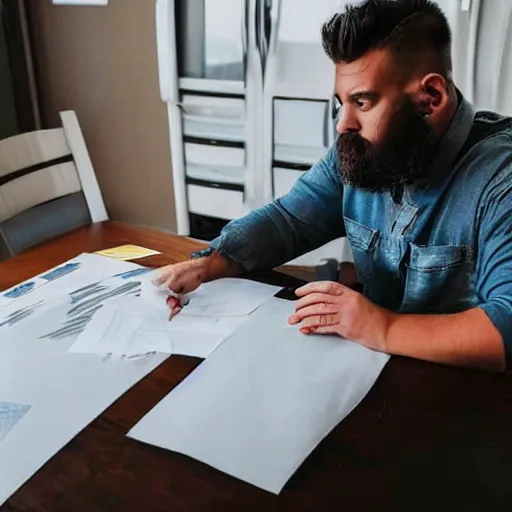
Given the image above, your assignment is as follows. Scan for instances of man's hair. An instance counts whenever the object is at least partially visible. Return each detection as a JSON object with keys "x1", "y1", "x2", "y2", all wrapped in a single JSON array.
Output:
[{"x1": 321, "y1": 0, "x2": 452, "y2": 78}]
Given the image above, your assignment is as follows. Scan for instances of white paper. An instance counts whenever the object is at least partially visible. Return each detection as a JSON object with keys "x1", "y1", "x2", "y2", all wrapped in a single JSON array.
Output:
[
  {"x1": 141, "y1": 277, "x2": 282, "y2": 317},
  {"x1": 164, "y1": 314, "x2": 246, "y2": 358},
  {"x1": 70, "y1": 297, "x2": 173, "y2": 356},
  {"x1": 0, "y1": 284, "x2": 167, "y2": 506},
  {"x1": 185, "y1": 278, "x2": 282, "y2": 316},
  {"x1": 128, "y1": 298, "x2": 390, "y2": 494},
  {"x1": 70, "y1": 296, "x2": 246, "y2": 359},
  {"x1": 0, "y1": 350, "x2": 166, "y2": 506},
  {"x1": 137, "y1": 276, "x2": 282, "y2": 358}
]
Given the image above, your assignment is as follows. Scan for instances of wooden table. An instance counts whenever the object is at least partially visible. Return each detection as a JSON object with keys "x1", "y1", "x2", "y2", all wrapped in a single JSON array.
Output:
[{"x1": 2, "y1": 221, "x2": 512, "y2": 512}]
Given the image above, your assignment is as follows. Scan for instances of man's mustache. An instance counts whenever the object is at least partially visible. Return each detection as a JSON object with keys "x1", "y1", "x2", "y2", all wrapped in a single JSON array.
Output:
[{"x1": 338, "y1": 132, "x2": 373, "y2": 150}]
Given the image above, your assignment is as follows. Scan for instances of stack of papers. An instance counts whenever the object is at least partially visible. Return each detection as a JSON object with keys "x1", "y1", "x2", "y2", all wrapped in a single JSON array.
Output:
[
  {"x1": 70, "y1": 297, "x2": 173, "y2": 357},
  {"x1": 157, "y1": 277, "x2": 282, "y2": 357},
  {"x1": 70, "y1": 277, "x2": 282, "y2": 359},
  {"x1": 1, "y1": 252, "x2": 282, "y2": 360}
]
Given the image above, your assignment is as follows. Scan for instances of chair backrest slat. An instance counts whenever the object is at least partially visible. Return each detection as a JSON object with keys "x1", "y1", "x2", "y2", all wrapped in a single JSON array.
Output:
[{"x1": 0, "y1": 128, "x2": 71, "y2": 179}]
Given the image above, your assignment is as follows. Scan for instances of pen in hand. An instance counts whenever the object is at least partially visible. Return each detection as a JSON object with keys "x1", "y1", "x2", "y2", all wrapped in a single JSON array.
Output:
[
  {"x1": 152, "y1": 276, "x2": 190, "y2": 321},
  {"x1": 167, "y1": 295, "x2": 182, "y2": 321}
]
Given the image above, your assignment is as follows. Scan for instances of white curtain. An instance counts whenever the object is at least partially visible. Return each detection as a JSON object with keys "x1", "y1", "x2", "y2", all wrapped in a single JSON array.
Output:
[{"x1": 445, "y1": 0, "x2": 512, "y2": 114}]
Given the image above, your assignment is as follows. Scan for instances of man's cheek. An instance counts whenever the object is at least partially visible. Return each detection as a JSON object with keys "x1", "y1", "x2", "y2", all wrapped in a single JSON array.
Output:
[{"x1": 361, "y1": 124, "x2": 388, "y2": 150}]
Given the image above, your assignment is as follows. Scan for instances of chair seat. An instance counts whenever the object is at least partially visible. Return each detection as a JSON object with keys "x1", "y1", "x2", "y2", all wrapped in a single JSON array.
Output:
[{"x1": 0, "y1": 192, "x2": 91, "y2": 260}]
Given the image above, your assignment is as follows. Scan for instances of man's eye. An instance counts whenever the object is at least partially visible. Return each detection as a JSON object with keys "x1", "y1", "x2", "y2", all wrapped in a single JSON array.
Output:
[{"x1": 356, "y1": 99, "x2": 371, "y2": 111}]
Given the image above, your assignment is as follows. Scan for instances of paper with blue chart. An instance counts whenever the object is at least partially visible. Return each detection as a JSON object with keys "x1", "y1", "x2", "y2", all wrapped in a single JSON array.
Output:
[
  {"x1": 0, "y1": 402, "x2": 31, "y2": 442},
  {"x1": 0, "y1": 252, "x2": 143, "y2": 322},
  {"x1": 0, "y1": 253, "x2": 168, "y2": 506}
]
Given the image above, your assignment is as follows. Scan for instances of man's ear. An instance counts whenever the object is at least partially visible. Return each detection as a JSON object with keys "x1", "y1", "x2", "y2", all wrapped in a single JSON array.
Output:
[{"x1": 416, "y1": 73, "x2": 450, "y2": 116}]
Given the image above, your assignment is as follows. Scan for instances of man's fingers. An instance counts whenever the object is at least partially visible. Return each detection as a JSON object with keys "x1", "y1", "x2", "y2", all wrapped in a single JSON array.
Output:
[
  {"x1": 151, "y1": 273, "x2": 166, "y2": 287},
  {"x1": 300, "y1": 313, "x2": 340, "y2": 330},
  {"x1": 300, "y1": 324, "x2": 337, "y2": 335},
  {"x1": 288, "y1": 303, "x2": 339, "y2": 325},
  {"x1": 153, "y1": 268, "x2": 182, "y2": 290},
  {"x1": 166, "y1": 296, "x2": 180, "y2": 309},
  {"x1": 160, "y1": 275, "x2": 183, "y2": 295},
  {"x1": 295, "y1": 281, "x2": 346, "y2": 298},
  {"x1": 298, "y1": 315, "x2": 339, "y2": 334},
  {"x1": 294, "y1": 292, "x2": 336, "y2": 312},
  {"x1": 161, "y1": 277, "x2": 177, "y2": 291},
  {"x1": 152, "y1": 267, "x2": 173, "y2": 286}
]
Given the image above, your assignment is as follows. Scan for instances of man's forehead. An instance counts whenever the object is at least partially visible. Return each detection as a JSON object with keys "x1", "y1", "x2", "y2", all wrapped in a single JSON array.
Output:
[{"x1": 334, "y1": 48, "x2": 398, "y2": 95}]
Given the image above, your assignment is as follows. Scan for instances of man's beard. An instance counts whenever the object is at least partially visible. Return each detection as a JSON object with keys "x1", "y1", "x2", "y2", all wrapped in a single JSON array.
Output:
[{"x1": 336, "y1": 99, "x2": 438, "y2": 193}]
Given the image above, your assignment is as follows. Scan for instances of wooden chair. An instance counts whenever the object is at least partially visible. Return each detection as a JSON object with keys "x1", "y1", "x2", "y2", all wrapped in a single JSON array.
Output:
[{"x1": 0, "y1": 111, "x2": 108, "y2": 261}]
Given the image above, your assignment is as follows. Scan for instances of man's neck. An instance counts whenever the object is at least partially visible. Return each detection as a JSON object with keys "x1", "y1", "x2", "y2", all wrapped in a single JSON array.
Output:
[{"x1": 435, "y1": 87, "x2": 460, "y2": 140}]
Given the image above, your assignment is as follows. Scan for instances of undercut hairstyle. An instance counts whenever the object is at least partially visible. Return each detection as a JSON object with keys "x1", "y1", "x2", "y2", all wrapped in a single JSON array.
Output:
[{"x1": 321, "y1": 0, "x2": 453, "y2": 79}]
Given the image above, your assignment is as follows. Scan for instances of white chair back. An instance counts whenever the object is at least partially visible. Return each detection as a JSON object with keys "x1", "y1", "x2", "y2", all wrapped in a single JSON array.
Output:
[{"x1": 0, "y1": 111, "x2": 107, "y2": 259}]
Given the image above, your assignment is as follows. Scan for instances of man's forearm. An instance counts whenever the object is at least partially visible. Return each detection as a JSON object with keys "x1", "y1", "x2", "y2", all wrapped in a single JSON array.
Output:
[
  {"x1": 201, "y1": 251, "x2": 243, "y2": 282},
  {"x1": 384, "y1": 308, "x2": 506, "y2": 372}
]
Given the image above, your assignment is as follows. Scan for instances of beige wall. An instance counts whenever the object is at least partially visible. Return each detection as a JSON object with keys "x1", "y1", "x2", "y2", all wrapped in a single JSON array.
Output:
[{"x1": 27, "y1": 0, "x2": 177, "y2": 232}]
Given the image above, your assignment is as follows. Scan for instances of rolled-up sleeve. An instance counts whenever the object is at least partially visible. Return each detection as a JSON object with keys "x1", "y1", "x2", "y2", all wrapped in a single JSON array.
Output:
[
  {"x1": 210, "y1": 146, "x2": 345, "y2": 271},
  {"x1": 476, "y1": 169, "x2": 512, "y2": 362}
]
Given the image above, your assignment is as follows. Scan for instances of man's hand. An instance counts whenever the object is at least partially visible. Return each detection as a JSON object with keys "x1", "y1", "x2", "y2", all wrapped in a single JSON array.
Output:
[
  {"x1": 287, "y1": 281, "x2": 506, "y2": 372},
  {"x1": 287, "y1": 281, "x2": 392, "y2": 350},
  {"x1": 153, "y1": 251, "x2": 243, "y2": 317},
  {"x1": 153, "y1": 259, "x2": 206, "y2": 317},
  {"x1": 153, "y1": 259, "x2": 206, "y2": 296}
]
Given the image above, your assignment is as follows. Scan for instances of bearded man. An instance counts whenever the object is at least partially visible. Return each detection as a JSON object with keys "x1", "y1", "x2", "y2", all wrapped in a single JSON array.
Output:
[{"x1": 156, "y1": 0, "x2": 512, "y2": 372}]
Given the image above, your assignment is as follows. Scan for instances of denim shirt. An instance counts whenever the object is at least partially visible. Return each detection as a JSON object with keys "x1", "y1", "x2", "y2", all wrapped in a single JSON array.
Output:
[{"x1": 210, "y1": 96, "x2": 512, "y2": 360}]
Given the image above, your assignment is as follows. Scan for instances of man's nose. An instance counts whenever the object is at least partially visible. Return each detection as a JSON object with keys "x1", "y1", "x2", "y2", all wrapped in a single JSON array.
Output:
[{"x1": 335, "y1": 108, "x2": 360, "y2": 135}]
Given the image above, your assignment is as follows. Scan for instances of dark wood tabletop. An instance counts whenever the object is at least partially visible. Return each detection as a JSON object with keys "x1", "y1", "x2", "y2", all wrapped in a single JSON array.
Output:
[{"x1": 2, "y1": 221, "x2": 512, "y2": 512}]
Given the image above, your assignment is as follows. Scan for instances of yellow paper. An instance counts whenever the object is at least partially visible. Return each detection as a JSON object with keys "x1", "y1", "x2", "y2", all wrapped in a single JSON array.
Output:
[{"x1": 94, "y1": 244, "x2": 161, "y2": 261}]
